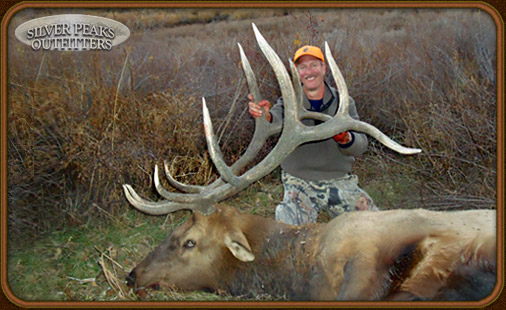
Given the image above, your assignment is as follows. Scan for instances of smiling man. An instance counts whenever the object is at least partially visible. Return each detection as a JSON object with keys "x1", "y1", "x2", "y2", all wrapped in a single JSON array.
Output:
[{"x1": 248, "y1": 45, "x2": 378, "y2": 225}]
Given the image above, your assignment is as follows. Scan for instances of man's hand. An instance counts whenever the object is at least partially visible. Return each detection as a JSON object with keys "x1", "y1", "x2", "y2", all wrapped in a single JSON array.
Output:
[
  {"x1": 333, "y1": 131, "x2": 352, "y2": 144},
  {"x1": 248, "y1": 94, "x2": 272, "y2": 122}
]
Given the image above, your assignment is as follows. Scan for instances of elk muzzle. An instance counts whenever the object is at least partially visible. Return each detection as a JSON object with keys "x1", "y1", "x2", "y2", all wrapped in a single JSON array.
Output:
[
  {"x1": 126, "y1": 269, "x2": 136, "y2": 288},
  {"x1": 126, "y1": 268, "x2": 161, "y2": 297}
]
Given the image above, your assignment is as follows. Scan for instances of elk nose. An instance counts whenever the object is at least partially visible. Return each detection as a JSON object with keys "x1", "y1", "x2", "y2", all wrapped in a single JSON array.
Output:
[{"x1": 126, "y1": 270, "x2": 137, "y2": 287}]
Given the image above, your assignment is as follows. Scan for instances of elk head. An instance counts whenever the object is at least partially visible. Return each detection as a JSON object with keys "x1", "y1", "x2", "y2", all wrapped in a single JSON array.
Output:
[{"x1": 126, "y1": 205, "x2": 258, "y2": 295}]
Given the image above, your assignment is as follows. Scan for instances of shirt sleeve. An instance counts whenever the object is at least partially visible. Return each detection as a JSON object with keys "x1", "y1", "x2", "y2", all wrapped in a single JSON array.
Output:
[{"x1": 269, "y1": 96, "x2": 285, "y2": 125}]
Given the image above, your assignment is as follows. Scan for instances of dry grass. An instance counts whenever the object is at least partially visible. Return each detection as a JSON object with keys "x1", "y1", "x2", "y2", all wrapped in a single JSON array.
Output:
[{"x1": 5, "y1": 7, "x2": 497, "y2": 301}]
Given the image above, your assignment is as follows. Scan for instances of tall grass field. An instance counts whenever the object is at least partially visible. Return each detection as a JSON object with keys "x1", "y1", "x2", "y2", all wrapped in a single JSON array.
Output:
[{"x1": 4, "y1": 7, "x2": 498, "y2": 302}]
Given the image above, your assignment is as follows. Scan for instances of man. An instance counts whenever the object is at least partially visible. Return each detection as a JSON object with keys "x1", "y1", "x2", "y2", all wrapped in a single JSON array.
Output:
[{"x1": 248, "y1": 45, "x2": 377, "y2": 225}]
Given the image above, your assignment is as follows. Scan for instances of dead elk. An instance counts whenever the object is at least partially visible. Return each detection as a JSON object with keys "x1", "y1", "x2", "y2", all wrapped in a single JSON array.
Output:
[
  {"x1": 126, "y1": 205, "x2": 496, "y2": 301},
  {"x1": 123, "y1": 24, "x2": 497, "y2": 301}
]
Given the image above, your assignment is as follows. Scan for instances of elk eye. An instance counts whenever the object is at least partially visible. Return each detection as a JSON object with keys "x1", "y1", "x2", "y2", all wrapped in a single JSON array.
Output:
[{"x1": 183, "y1": 239, "x2": 196, "y2": 249}]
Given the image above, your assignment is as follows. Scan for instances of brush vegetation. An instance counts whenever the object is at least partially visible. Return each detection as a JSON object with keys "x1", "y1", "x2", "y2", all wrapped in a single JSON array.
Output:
[{"x1": 6, "y1": 7, "x2": 497, "y2": 302}]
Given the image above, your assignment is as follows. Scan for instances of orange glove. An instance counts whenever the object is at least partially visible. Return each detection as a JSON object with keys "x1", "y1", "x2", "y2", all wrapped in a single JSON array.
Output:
[{"x1": 333, "y1": 131, "x2": 351, "y2": 144}]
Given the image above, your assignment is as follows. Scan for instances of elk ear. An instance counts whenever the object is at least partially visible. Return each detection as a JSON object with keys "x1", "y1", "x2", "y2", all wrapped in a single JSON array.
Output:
[{"x1": 224, "y1": 231, "x2": 255, "y2": 262}]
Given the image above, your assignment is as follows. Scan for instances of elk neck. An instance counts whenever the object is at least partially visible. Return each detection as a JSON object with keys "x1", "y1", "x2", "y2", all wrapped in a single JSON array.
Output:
[{"x1": 220, "y1": 212, "x2": 326, "y2": 300}]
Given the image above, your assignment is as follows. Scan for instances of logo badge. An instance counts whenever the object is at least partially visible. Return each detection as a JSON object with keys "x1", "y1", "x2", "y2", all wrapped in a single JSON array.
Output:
[{"x1": 15, "y1": 14, "x2": 130, "y2": 51}]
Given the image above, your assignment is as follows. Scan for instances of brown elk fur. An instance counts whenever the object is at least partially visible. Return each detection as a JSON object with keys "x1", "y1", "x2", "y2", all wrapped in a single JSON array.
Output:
[{"x1": 127, "y1": 205, "x2": 496, "y2": 301}]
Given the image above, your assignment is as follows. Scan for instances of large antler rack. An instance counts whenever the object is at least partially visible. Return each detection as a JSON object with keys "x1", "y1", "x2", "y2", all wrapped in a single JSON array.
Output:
[{"x1": 123, "y1": 23, "x2": 421, "y2": 215}]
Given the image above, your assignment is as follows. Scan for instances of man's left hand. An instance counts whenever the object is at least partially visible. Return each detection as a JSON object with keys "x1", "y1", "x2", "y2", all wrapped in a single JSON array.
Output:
[{"x1": 333, "y1": 131, "x2": 352, "y2": 144}]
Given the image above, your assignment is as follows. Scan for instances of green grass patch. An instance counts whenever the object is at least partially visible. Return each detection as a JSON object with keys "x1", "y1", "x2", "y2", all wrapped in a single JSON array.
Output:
[
  {"x1": 362, "y1": 171, "x2": 421, "y2": 210},
  {"x1": 7, "y1": 207, "x2": 180, "y2": 301}
]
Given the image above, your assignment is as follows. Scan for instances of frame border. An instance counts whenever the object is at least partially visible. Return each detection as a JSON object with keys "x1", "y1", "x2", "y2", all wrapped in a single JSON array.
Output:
[{"x1": 1, "y1": 1, "x2": 504, "y2": 309}]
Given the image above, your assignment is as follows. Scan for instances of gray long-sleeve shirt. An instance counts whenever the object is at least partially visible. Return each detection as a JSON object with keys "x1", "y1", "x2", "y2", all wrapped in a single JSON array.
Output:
[{"x1": 270, "y1": 82, "x2": 368, "y2": 181}]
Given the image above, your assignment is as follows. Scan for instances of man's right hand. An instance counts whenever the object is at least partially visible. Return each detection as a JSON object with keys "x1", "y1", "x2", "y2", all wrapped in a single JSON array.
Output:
[{"x1": 248, "y1": 94, "x2": 272, "y2": 122}]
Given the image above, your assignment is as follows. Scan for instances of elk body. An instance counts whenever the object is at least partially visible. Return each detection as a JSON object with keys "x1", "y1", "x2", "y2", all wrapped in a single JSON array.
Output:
[
  {"x1": 123, "y1": 24, "x2": 497, "y2": 301},
  {"x1": 126, "y1": 205, "x2": 496, "y2": 300}
]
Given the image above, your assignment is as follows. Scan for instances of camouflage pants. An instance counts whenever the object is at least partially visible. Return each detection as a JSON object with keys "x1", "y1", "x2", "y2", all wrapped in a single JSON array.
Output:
[{"x1": 275, "y1": 171, "x2": 378, "y2": 225}]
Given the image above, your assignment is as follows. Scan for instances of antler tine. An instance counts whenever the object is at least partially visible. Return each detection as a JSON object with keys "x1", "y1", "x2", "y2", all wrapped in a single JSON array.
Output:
[
  {"x1": 323, "y1": 42, "x2": 350, "y2": 116},
  {"x1": 123, "y1": 184, "x2": 214, "y2": 215},
  {"x1": 154, "y1": 165, "x2": 209, "y2": 202},
  {"x1": 163, "y1": 161, "x2": 206, "y2": 194},
  {"x1": 238, "y1": 43, "x2": 261, "y2": 107},
  {"x1": 234, "y1": 42, "x2": 282, "y2": 166},
  {"x1": 289, "y1": 58, "x2": 304, "y2": 112},
  {"x1": 322, "y1": 41, "x2": 422, "y2": 155},
  {"x1": 202, "y1": 97, "x2": 242, "y2": 185},
  {"x1": 344, "y1": 121, "x2": 423, "y2": 155},
  {"x1": 251, "y1": 23, "x2": 298, "y2": 129}
]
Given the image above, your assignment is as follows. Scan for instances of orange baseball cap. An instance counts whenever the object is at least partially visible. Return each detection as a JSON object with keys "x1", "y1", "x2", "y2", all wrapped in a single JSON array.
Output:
[{"x1": 294, "y1": 45, "x2": 325, "y2": 65}]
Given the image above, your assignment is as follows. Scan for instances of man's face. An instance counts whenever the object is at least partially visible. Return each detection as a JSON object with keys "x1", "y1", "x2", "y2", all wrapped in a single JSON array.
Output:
[{"x1": 296, "y1": 55, "x2": 326, "y2": 92}]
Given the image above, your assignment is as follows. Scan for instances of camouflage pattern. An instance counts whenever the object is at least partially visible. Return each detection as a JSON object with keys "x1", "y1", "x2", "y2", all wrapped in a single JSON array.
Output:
[{"x1": 275, "y1": 171, "x2": 378, "y2": 225}]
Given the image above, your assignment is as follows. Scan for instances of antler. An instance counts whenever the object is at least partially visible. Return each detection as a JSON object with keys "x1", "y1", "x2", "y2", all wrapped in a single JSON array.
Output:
[{"x1": 123, "y1": 23, "x2": 421, "y2": 215}]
